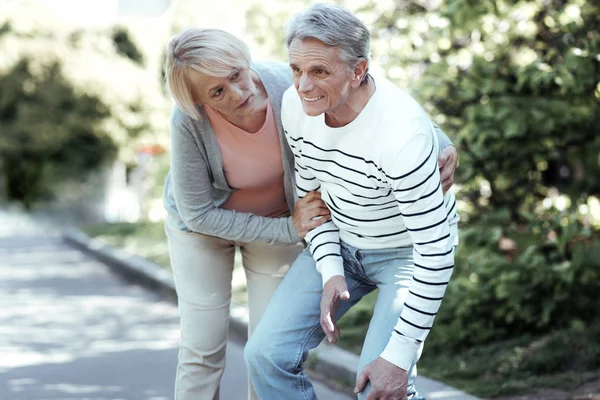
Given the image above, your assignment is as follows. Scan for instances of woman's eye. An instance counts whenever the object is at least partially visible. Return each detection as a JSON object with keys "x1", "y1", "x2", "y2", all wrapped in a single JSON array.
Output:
[{"x1": 213, "y1": 88, "x2": 222, "y2": 97}]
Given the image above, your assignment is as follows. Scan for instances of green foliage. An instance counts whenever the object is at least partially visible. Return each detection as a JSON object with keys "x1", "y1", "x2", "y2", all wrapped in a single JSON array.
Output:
[
  {"x1": 366, "y1": 0, "x2": 600, "y2": 219},
  {"x1": 0, "y1": 58, "x2": 117, "y2": 207},
  {"x1": 112, "y1": 26, "x2": 145, "y2": 66},
  {"x1": 0, "y1": 7, "x2": 162, "y2": 207},
  {"x1": 428, "y1": 212, "x2": 600, "y2": 350},
  {"x1": 245, "y1": 1, "x2": 311, "y2": 61}
]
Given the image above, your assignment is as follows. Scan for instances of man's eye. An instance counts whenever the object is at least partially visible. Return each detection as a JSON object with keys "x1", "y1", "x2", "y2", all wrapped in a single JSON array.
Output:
[
  {"x1": 231, "y1": 72, "x2": 240, "y2": 80},
  {"x1": 213, "y1": 88, "x2": 223, "y2": 97}
]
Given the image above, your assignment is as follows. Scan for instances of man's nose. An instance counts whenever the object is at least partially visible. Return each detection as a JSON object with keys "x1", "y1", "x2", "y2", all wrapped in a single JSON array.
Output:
[{"x1": 298, "y1": 73, "x2": 312, "y2": 93}]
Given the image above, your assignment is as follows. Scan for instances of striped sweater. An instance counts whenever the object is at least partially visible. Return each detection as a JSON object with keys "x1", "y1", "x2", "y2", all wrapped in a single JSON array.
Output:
[{"x1": 281, "y1": 76, "x2": 460, "y2": 370}]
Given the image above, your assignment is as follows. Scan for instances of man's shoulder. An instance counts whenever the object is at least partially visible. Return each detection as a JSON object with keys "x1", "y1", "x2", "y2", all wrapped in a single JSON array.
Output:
[
  {"x1": 371, "y1": 76, "x2": 433, "y2": 146},
  {"x1": 374, "y1": 76, "x2": 425, "y2": 118}
]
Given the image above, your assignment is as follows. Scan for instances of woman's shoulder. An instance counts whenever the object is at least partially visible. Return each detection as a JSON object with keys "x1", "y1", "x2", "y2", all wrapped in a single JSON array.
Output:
[
  {"x1": 169, "y1": 104, "x2": 190, "y2": 128},
  {"x1": 169, "y1": 103, "x2": 214, "y2": 146}
]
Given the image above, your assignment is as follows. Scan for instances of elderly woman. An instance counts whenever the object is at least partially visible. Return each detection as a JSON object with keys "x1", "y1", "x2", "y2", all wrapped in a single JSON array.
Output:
[{"x1": 162, "y1": 28, "x2": 457, "y2": 400}]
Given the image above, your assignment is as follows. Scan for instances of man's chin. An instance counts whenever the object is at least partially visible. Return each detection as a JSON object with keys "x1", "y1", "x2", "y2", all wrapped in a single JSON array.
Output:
[{"x1": 301, "y1": 105, "x2": 324, "y2": 117}]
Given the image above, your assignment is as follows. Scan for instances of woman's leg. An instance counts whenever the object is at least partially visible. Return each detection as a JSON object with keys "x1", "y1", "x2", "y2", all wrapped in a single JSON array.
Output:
[
  {"x1": 240, "y1": 241, "x2": 303, "y2": 400},
  {"x1": 167, "y1": 227, "x2": 235, "y2": 400},
  {"x1": 240, "y1": 241, "x2": 304, "y2": 336}
]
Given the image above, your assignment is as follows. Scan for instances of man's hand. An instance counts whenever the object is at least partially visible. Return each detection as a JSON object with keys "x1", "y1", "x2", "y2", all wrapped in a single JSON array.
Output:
[
  {"x1": 320, "y1": 275, "x2": 349, "y2": 344},
  {"x1": 354, "y1": 357, "x2": 408, "y2": 400},
  {"x1": 438, "y1": 145, "x2": 458, "y2": 194},
  {"x1": 292, "y1": 191, "x2": 331, "y2": 239}
]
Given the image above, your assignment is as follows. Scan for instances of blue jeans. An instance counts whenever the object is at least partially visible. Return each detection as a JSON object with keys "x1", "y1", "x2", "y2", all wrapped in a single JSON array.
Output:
[{"x1": 244, "y1": 241, "x2": 424, "y2": 400}]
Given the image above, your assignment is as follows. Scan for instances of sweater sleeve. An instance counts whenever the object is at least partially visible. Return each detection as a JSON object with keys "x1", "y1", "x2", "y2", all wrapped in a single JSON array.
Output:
[
  {"x1": 432, "y1": 122, "x2": 453, "y2": 150},
  {"x1": 169, "y1": 116, "x2": 300, "y2": 244},
  {"x1": 379, "y1": 116, "x2": 455, "y2": 371},
  {"x1": 282, "y1": 97, "x2": 344, "y2": 285}
]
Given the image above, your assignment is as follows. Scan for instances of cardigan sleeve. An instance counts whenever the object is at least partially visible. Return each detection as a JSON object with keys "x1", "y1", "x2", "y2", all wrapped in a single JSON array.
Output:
[{"x1": 169, "y1": 111, "x2": 300, "y2": 244}]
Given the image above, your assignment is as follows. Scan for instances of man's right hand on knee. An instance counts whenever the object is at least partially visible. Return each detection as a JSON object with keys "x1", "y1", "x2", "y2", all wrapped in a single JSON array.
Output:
[{"x1": 320, "y1": 275, "x2": 350, "y2": 344}]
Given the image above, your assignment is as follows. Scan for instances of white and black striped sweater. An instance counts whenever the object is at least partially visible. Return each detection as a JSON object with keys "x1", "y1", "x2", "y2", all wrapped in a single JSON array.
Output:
[{"x1": 281, "y1": 76, "x2": 460, "y2": 371}]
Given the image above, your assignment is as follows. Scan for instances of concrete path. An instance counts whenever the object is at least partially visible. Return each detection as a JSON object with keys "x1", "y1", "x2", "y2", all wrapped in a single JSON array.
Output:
[{"x1": 0, "y1": 231, "x2": 351, "y2": 400}]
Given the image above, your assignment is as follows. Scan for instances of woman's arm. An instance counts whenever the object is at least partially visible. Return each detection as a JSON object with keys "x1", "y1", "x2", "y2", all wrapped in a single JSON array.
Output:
[{"x1": 169, "y1": 119, "x2": 300, "y2": 244}]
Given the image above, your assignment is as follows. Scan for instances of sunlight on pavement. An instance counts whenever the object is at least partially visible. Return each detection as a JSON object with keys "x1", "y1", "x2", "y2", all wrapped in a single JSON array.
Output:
[{"x1": 0, "y1": 234, "x2": 181, "y2": 399}]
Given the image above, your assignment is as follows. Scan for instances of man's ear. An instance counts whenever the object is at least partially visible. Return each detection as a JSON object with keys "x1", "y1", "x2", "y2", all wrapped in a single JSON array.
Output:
[{"x1": 351, "y1": 59, "x2": 368, "y2": 88}]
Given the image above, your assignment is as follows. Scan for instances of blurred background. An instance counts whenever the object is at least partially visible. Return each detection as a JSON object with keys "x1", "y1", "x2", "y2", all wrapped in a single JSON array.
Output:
[{"x1": 1, "y1": 0, "x2": 599, "y2": 398}]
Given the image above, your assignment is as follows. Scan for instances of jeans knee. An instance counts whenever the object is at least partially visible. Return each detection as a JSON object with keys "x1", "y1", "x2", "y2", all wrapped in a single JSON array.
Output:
[
  {"x1": 244, "y1": 335, "x2": 265, "y2": 371},
  {"x1": 245, "y1": 334, "x2": 293, "y2": 375}
]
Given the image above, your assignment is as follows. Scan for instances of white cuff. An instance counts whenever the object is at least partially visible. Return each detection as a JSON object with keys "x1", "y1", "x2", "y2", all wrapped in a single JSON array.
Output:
[
  {"x1": 380, "y1": 332, "x2": 421, "y2": 371},
  {"x1": 319, "y1": 260, "x2": 345, "y2": 287}
]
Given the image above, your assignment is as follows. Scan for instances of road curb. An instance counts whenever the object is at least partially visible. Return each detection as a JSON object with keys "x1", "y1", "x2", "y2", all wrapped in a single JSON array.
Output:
[{"x1": 63, "y1": 228, "x2": 479, "y2": 400}]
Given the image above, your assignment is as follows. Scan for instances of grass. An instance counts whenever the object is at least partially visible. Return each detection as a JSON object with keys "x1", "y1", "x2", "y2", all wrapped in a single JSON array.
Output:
[
  {"x1": 82, "y1": 220, "x2": 600, "y2": 398},
  {"x1": 418, "y1": 326, "x2": 600, "y2": 398},
  {"x1": 83, "y1": 221, "x2": 171, "y2": 268}
]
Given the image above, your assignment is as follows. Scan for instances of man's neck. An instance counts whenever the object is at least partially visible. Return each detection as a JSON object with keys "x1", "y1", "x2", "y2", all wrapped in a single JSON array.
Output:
[{"x1": 324, "y1": 76, "x2": 375, "y2": 128}]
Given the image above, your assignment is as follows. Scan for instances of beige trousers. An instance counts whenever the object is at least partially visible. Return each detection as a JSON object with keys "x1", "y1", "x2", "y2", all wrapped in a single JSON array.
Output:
[{"x1": 166, "y1": 225, "x2": 303, "y2": 400}]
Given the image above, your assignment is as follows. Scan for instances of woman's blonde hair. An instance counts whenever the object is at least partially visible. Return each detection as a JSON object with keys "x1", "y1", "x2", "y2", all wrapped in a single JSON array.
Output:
[{"x1": 165, "y1": 28, "x2": 252, "y2": 120}]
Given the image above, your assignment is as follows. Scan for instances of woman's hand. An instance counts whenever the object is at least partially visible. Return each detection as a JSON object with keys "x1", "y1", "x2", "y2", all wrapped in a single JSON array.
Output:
[
  {"x1": 439, "y1": 145, "x2": 458, "y2": 194},
  {"x1": 292, "y1": 191, "x2": 331, "y2": 239}
]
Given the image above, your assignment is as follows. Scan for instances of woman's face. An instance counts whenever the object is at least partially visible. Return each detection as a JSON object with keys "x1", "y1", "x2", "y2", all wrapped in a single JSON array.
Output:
[{"x1": 188, "y1": 67, "x2": 260, "y2": 121}]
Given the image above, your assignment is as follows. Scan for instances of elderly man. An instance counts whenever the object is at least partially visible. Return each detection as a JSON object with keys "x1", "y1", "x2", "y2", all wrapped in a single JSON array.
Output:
[{"x1": 245, "y1": 3, "x2": 459, "y2": 400}]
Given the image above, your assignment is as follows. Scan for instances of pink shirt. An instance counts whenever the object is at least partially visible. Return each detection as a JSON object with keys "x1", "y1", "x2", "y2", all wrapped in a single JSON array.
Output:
[{"x1": 204, "y1": 100, "x2": 289, "y2": 218}]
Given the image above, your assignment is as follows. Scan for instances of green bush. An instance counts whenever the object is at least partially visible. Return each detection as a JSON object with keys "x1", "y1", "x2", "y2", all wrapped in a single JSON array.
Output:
[
  {"x1": 0, "y1": 10, "x2": 158, "y2": 207},
  {"x1": 0, "y1": 59, "x2": 118, "y2": 206},
  {"x1": 427, "y1": 210, "x2": 600, "y2": 351}
]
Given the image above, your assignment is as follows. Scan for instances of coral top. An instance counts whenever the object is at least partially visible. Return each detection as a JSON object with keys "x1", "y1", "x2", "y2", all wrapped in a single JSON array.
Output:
[{"x1": 204, "y1": 100, "x2": 289, "y2": 218}]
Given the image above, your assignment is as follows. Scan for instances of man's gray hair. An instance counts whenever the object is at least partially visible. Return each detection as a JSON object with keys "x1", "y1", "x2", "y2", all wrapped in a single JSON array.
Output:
[{"x1": 285, "y1": 3, "x2": 371, "y2": 85}]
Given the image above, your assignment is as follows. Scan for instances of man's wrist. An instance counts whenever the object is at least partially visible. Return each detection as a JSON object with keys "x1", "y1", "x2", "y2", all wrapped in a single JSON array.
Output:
[{"x1": 380, "y1": 332, "x2": 421, "y2": 371}]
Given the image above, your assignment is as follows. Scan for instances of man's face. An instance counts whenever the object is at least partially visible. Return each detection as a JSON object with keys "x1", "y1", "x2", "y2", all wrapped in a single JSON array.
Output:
[{"x1": 288, "y1": 38, "x2": 354, "y2": 117}]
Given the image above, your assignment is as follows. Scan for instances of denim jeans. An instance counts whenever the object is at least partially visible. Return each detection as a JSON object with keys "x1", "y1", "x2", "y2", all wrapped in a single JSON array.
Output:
[{"x1": 245, "y1": 241, "x2": 425, "y2": 400}]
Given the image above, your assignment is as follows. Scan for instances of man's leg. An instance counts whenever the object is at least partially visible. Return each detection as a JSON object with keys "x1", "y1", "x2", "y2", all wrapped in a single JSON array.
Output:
[
  {"x1": 355, "y1": 247, "x2": 425, "y2": 400},
  {"x1": 245, "y1": 248, "x2": 372, "y2": 400}
]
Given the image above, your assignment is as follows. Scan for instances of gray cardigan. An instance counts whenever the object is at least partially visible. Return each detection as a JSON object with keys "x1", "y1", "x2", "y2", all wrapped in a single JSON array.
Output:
[
  {"x1": 163, "y1": 61, "x2": 453, "y2": 244},
  {"x1": 163, "y1": 61, "x2": 301, "y2": 244}
]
